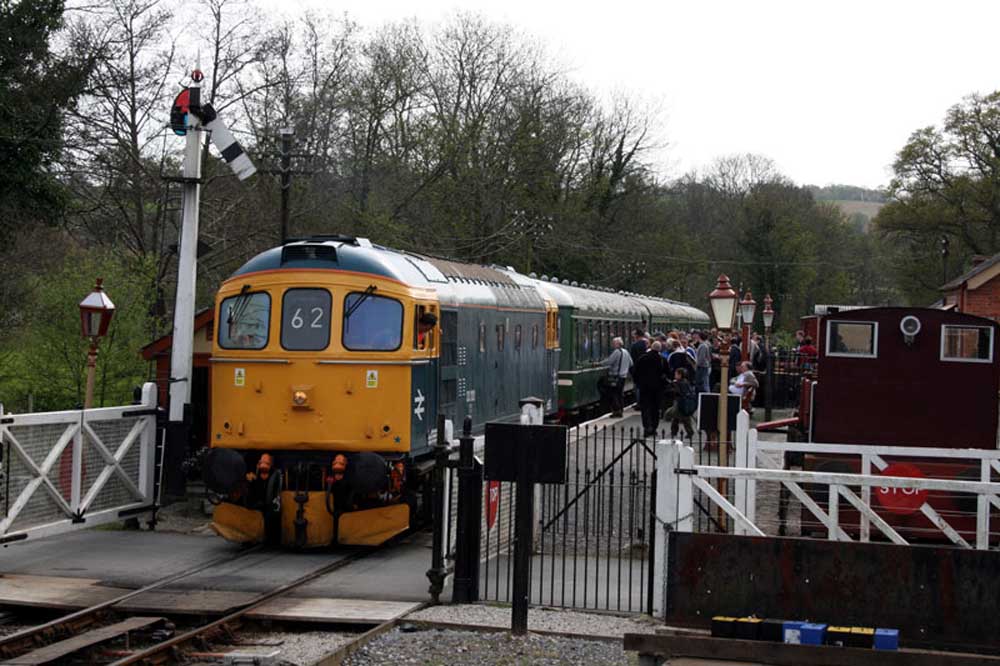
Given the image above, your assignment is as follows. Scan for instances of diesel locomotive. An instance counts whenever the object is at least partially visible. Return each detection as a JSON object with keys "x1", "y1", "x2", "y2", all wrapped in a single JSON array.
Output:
[{"x1": 203, "y1": 236, "x2": 708, "y2": 548}]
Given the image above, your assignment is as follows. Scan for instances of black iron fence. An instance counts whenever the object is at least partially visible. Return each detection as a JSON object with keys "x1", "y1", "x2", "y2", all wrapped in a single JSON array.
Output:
[
  {"x1": 751, "y1": 349, "x2": 817, "y2": 415},
  {"x1": 442, "y1": 423, "x2": 663, "y2": 614}
]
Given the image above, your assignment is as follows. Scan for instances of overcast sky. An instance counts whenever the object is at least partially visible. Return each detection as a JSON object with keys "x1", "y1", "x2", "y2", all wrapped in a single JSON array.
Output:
[{"x1": 265, "y1": 0, "x2": 1000, "y2": 189}]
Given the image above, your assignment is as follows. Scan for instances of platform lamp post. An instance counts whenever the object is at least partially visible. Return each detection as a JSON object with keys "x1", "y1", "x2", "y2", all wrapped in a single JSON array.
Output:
[
  {"x1": 740, "y1": 290, "x2": 756, "y2": 362},
  {"x1": 709, "y1": 275, "x2": 738, "y2": 528},
  {"x1": 79, "y1": 279, "x2": 116, "y2": 409},
  {"x1": 762, "y1": 295, "x2": 775, "y2": 422}
]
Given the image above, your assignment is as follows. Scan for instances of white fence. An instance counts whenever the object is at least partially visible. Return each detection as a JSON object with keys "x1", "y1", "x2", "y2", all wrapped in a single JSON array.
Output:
[
  {"x1": 651, "y1": 413, "x2": 1000, "y2": 614},
  {"x1": 0, "y1": 383, "x2": 159, "y2": 543}
]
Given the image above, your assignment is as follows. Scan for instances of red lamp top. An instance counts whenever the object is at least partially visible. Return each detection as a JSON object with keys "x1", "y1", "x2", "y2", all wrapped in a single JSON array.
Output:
[
  {"x1": 708, "y1": 274, "x2": 739, "y2": 331},
  {"x1": 740, "y1": 290, "x2": 757, "y2": 327},
  {"x1": 79, "y1": 278, "x2": 116, "y2": 339}
]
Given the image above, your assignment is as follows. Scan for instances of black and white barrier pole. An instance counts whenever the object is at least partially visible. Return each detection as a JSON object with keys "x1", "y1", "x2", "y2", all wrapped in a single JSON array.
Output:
[{"x1": 484, "y1": 398, "x2": 566, "y2": 636}]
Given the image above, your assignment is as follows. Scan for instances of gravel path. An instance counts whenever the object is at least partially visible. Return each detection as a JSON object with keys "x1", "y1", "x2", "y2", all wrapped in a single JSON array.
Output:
[
  {"x1": 408, "y1": 604, "x2": 658, "y2": 639},
  {"x1": 344, "y1": 626, "x2": 636, "y2": 666},
  {"x1": 214, "y1": 629, "x2": 356, "y2": 665}
]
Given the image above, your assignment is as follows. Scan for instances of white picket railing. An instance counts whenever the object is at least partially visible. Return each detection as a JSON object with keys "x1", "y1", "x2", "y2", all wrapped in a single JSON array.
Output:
[
  {"x1": 651, "y1": 418, "x2": 1000, "y2": 615},
  {"x1": 0, "y1": 382, "x2": 158, "y2": 543}
]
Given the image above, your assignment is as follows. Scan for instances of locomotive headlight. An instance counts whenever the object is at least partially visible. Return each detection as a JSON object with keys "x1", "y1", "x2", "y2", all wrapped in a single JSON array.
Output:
[{"x1": 292, "y1": 389, "x2": 309, "y2": 407}]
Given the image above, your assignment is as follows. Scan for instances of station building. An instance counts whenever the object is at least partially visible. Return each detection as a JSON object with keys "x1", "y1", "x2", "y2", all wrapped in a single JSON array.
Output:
[{"x1": 940, "y1": 253, "x2": 1000, "y2": 322}]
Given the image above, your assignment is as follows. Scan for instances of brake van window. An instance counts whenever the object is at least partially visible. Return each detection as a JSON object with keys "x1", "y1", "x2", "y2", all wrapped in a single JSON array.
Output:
[
  {"x1": 342, "y1": 292, "x2": 403, "y2": 351},
  {"x1": 281, "y1": 289, "x2": 331, "y2": 351},
  {"x1": 219, "y1": 292, "x2": 270, "y2": 349}
]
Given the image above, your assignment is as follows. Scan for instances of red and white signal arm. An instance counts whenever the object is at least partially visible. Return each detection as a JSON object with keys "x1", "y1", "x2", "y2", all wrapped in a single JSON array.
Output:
[
  {"x1": 486, "y1": 480, "x2": 501, "y2": 529},
  {"x1": 875, "y1": 462, "x2": 928, "y2": 515}
]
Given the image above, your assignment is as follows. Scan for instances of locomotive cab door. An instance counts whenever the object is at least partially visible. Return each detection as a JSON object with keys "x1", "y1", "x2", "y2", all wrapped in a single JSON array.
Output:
[{"x1": 410, "y1": 302, "x2": 439, "y2": 454}]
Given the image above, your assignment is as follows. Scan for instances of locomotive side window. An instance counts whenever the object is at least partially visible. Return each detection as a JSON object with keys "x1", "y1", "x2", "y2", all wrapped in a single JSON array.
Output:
[
  {"x1": 219, "y1": 291, "x2": 270, "y2": 350},
  {"x1": 826, "y1": 320, "x2": 877, "y2": 358},
  {"x1": 342, "y1": 292, "x2": 403, "y2": 351},
  {"x1": 280, "y1": 288, "x2": 331, "y2": 351},
  {"x1": 941, "y1": 325, "x2": 994, "y2": 363}
]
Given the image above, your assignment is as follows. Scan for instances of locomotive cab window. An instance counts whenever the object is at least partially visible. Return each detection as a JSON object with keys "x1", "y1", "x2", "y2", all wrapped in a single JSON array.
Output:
[
  {"x1": 826, "y1": 320, "x2": 877, "y2": 358},
  {"x1": 219, "y1": 291, "x2": 270, "y2": 349},
  {"x1": 414, "y1": 304, "x2": 437, "y2": 351},
  {"x1": 941, "y1": 325, "x2": 994, "y2": 363},
  {"x1": 342, "y1": 291, "x2": 403, "y2": 351},
  {"x1": 281, "y1": 288, "x2": 331, "y2": 351}
]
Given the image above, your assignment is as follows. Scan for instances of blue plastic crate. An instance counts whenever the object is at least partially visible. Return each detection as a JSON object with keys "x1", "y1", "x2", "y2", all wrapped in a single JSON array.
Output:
[
  {"x1": 800, "y1": 623, "x2": 827, "y2": 646},
  {"x1": 874, "y1": 628, "x2": 899, "y2": 650},
  {"x1": 782, "y1": 621, "x2": 805, "y2": 645}
]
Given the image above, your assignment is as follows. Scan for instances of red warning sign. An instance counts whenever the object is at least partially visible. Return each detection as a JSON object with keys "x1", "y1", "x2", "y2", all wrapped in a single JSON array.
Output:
[
  {"x1": 875, "y1": 462, "x2": 928, "y2": 515},
  {"x1": 486, "y1": 481, "x2": 500, "y2": 529}
]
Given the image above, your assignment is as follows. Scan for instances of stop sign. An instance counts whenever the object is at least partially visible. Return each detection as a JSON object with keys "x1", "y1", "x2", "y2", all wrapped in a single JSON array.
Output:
[
  {"x1": 486, "y1": 481, "x2": 501, "y2": 529},
  {"x1": 874, "y1": 462, "x2": 928, "y2": 515}
]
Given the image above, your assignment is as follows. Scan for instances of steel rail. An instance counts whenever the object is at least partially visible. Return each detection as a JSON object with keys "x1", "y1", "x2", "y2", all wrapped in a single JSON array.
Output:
[
  {"x1": 0, "y1": 543, "x2": 264, "y2": 660},
  {"x1": 109, "y1": 536, "x2": 408, "y2": 666}
]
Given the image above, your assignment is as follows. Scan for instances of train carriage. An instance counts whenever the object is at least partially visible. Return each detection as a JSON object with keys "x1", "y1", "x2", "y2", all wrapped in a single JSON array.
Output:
[
  {"x1": 204, "y1": 236, "x2": 709, "y2": 548},
  {"x1": 778, "y1": 306, "x2": 1000, "y2": 541}
]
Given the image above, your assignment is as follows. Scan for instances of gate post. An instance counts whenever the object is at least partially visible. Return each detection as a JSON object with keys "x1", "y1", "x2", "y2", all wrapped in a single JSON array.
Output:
[
  {"x1": 653, "y1": 440, "x2": 694, "y2": 617},
  {"x1": 452, "y1": 417, "x2": 481, "y2": 603},
  {"x1": 426, "y1": 414, "x2": 449, "y2": 603}
]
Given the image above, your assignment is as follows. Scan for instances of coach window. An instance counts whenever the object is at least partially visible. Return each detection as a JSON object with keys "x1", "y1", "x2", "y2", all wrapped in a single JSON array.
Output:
[
  {"x1": 496, "y1": 323, "x2": 505, "y2": 351},
  {"x1": 479, "y1": 321, "x2": 486, "y2": 353},
  {"x1": 826, "y1": 320, "x2": 877, "y2": 358},
  {"x1": 514, "y1": 324, "x2": 522, "y2": 351},
  {"x1": 219, "y1": 291, "x2": 270, "y2": 350},
  {"x1": 941, "y1": 325, "x2": 994, "y2": 363},
  {"x1": 342, "y1": 292, "x2": 403, "y2": 351},
  {"x1": 532, "y1": 323, "x2": 540, "y2": 349},
  {"x1": 281, "y1": 288, "x2": 331, "y2": 351}
]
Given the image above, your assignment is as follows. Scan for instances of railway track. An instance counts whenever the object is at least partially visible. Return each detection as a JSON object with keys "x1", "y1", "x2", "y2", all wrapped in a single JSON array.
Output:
[{"x1": 0, "y1": 535, "x2": 405, "y2": 665}]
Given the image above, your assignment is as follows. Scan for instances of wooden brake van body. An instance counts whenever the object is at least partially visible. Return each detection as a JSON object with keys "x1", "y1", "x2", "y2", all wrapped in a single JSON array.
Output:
[{"x1": 797, "y1": 307, "x2": 1000, "y2": 541}]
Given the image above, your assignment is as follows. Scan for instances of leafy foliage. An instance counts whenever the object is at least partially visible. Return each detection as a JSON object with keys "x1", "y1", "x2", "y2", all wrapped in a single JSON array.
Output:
[
  {"x1": 0, "y1": 0, "x2": 91, "y2": 230},
  {"x1": 875, "y1": 91, "x2": 1000, "y2": 303}
]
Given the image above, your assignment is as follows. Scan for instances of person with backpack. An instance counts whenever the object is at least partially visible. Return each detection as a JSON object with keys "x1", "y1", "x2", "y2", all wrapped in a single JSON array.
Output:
[
  {"x1": 601, "y1": 336, "x2": 632, "y2": 417},
  {"x1": 665, "y1": 367, "x2": 697, "y2": 440}
]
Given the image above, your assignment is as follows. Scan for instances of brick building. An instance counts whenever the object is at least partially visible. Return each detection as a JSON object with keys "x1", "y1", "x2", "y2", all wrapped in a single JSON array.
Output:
[{"x1": 940, "y1": 253, "x2": 1000, "y2": 321}]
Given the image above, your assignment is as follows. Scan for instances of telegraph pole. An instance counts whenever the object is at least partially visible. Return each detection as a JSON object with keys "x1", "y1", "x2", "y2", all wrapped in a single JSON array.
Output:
[
  {"x1": 165, "y1": 70, "x2": 204, "y2": 499},
  {"x1": 279, "y1": 127, "x2": 293, "y2": 244}
]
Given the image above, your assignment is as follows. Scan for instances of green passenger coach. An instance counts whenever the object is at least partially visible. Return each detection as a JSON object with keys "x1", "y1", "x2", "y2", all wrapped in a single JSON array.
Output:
[{"x1": 528, "y1": 276, "x2": 710, "y2": 420}]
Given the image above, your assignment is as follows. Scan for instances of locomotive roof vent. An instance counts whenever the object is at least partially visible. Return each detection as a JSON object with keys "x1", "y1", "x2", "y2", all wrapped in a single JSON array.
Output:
[
  {"x1": 281, "y1": 243, "x2": 338, "y2": 265},
  {"x1": 900, "y1": 315, "x2": 922, "y2": 346}
]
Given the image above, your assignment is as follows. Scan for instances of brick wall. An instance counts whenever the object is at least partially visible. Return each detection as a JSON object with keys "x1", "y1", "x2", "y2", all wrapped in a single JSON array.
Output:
[{"x1": 956, "y1": 278, "x2": 1000, "y2": 322}]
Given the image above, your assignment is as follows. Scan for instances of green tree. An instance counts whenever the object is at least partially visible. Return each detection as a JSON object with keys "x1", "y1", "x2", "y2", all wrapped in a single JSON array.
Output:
[
  {"x1": 0, "y1": 0, "x2": 91, "y2": 231},
  {"x1": 0, "y1": 249, "x2": 156, "y2": 412},
  {"x1": 875, "y1": 91, "x2": 1000, "y2": 303}
]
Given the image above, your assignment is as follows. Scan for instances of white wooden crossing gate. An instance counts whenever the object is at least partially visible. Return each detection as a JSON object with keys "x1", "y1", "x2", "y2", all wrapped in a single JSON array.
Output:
[{"x1": 0, "y1": 383, "x2": 159, "y2": 544}]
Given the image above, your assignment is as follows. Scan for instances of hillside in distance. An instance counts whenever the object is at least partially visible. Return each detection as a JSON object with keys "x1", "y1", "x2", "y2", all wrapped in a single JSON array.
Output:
[{"x1": 809, "y1": 184, "x2": 887, "y2": 232}]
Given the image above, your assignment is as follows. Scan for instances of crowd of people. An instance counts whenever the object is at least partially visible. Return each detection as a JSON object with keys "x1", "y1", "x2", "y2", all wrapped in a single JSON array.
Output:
[
  {"x1": 600, "y1": 325, "x2": 769, "y2": 438},
  {"x1": 601, "y1": 324, "x2": 821, "y2": 438}
]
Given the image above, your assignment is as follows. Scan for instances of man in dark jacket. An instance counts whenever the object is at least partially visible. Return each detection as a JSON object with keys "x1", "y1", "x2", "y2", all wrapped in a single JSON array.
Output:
[
  {"x1": 629, "y1": 328, "x2": 648, "y2": 409},
  {"x1": 634, "y1": 341, "x2": 667, "y2": 437}
]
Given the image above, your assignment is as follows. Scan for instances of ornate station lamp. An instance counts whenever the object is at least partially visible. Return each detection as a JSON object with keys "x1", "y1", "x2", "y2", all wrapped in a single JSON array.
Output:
[
  {"x1": 709, "y1": 275, "x2": 738, "y2": 436},
  {"x1": 762, "y1": 294, "x2": 775, "y2": 334},
  {"x1": 79, "y1": 279, "x2": 116, "y2": 409},
  {"x1": 762, "y1": 294, "x2": 775, "y2": 421},
  {"x1": 740, "y1": 290, "x2": 757, "y2": 360}
]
